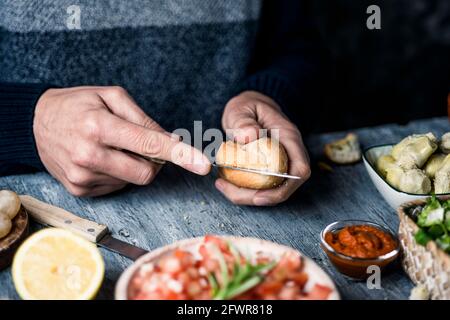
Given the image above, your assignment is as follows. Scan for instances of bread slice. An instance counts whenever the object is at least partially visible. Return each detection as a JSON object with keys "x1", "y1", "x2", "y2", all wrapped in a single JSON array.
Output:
[
  {"x1": 215, "y1": 137, "x2": 288, "y2": 189},
  {"x1": 324, "y1": 133, "x2": 361, "y2": 164}
]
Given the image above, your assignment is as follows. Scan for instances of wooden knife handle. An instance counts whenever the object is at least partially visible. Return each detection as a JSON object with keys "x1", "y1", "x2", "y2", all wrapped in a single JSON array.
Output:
[{"x1": 19, "y1": 195, "x2": 109, "y2": 243}]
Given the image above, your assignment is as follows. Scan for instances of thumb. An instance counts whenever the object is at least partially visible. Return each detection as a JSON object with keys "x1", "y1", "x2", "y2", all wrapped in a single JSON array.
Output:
[{"x1": 231, "y1": 124, "x2": 262, "y2": 144}]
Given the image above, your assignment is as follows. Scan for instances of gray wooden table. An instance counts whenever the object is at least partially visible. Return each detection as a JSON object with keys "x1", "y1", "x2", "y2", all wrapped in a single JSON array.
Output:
[{"x1": 0, "y1": 117, "x2": 448, "y2": 300}]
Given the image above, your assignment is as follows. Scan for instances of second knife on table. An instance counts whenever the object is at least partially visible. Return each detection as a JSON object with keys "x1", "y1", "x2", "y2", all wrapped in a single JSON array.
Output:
[{"x1": 19, "y1": 195, "x2": 148, "y2": 261}]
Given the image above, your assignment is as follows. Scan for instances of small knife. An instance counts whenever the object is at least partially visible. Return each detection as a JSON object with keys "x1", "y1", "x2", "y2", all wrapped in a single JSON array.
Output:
[
  {"x1": 212, "y1": 163, "x2": 301, "y2": 180},
  {"x1": 19, "y1": 195, "x2": 148, "y2": 261}
]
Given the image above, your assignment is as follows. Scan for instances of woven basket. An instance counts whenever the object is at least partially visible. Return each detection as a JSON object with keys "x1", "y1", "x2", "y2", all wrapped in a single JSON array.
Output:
[{"x1": 398, "y1": 200, "x2": 450, "y2": 300}]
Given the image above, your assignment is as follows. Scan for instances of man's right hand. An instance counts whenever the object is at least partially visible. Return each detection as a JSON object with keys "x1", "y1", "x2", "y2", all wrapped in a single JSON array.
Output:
[{"x1": 33, "y1": 86, "x2": 211, "y2": 197}]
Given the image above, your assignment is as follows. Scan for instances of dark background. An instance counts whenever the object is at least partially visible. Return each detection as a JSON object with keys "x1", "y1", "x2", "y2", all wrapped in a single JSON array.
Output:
[{"x1": 282, "y1": 0, "x2": 450, "y2": 133}]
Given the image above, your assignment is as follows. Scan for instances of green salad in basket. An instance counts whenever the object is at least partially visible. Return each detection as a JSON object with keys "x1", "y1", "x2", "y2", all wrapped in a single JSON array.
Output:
[{"x1": 411, "y1": 195, "x2": 450, "y2": 253}]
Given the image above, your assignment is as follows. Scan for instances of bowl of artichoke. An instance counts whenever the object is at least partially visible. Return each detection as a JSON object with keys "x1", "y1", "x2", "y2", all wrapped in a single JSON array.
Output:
[{"x1": 363, "y1": 132, "x2": 450, "y2": 209}]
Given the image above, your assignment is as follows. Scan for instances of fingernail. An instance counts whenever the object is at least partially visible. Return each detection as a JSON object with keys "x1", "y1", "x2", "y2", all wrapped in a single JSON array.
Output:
[
  {"x1": 187, "y1": 163, "x2": 210, "y2": 175},
  {"x1": 254, "y1": 197, "x2": 272, "y2": 206}
]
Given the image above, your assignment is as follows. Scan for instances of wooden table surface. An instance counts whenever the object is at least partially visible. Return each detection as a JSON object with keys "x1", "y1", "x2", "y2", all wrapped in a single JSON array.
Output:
[{"x1": 0, "y1": 117, "x2": 448, "y2": 300}]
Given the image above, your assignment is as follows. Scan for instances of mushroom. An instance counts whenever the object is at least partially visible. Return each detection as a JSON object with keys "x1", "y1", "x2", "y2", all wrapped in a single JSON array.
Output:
[
  {"x1": 0, "y1": 214, "x2": 12, "y2": 239},
  {"x1": 0, "y1": 190, "x2": 21, "y2": 220}
]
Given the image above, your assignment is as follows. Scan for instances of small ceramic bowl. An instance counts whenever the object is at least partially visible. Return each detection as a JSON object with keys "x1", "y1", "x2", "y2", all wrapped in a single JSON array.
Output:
[
  {"x1": 363, "y1": 144, "x2": 450, "y2": 209},
  {"x1": 320, "y1": 220, "x2": 400, "y2": 279},
  {"x1": 115, "y1": 236, "x2": 340, "y2": 300}
]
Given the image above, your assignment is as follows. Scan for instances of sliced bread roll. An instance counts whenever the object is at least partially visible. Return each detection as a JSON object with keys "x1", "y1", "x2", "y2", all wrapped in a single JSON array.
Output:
[
  {"x1": 324, "y1": 133, "x2": 361, "y2": 164},
  {"x1": 215, "y1": 137, "x2": 288, "y2": 189}
]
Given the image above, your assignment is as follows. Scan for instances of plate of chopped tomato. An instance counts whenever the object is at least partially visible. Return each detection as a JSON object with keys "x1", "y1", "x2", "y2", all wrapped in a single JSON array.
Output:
[{"x1": 115, "y1": 235, "x2": 339, "y2": 300}]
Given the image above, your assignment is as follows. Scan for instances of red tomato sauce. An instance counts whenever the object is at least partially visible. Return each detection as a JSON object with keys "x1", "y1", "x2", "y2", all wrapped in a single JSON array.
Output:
[{"x1": 325, "y1": 225, "x2": 396, "y2": 259}]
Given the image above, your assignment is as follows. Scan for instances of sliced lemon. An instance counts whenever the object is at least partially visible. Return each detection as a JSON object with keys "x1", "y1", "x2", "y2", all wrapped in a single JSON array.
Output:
[{"x1": 12, "y1": 228, "x2": 104, "y2": 300}]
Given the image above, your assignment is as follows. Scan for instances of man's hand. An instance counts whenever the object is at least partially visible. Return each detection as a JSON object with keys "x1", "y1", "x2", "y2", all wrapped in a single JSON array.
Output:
[
  {"x1": 216, "y1": 91, "x2": 311, "y2": 205},
  {"x1": 34, "y1": 86, "x2": 210, "y2": 197}
]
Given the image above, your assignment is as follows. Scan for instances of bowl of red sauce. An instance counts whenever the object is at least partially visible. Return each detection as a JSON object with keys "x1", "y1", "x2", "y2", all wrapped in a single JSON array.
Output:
[{"x1": 320, "y1": 220, "x2": 400, "y2": 279}]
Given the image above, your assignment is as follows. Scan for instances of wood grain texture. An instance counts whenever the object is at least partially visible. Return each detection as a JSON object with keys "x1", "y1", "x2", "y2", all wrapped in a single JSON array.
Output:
[
  {"x1": 19, "y1": 195, "x2": 109, "y2": 243},
  {"x1": 0, "y1": 117, "x2": 448, "y2": 300}
]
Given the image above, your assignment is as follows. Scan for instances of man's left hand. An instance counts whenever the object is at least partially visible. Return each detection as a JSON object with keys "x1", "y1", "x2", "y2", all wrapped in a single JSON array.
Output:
[{"x1": 217, "y1": 91, "x2": 311, "y2": 206}]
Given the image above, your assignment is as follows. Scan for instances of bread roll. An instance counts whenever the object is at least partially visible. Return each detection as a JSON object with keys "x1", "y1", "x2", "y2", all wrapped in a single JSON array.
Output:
[
  {"x1": 324, "y1": 133, "x2": 361, "y2": 164},
  {"x1": 215, "y1": 137, "x2": 288, "y2": 189}
]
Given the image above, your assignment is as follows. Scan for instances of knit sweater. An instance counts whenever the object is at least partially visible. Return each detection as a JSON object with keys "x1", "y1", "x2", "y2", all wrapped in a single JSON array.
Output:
[{"x1": 0, "y1": 0, "x2": 317, "y2": 175}]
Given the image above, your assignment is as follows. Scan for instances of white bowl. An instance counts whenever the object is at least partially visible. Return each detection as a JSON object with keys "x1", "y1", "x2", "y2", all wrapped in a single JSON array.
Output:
[
  {"x1": 115, "y1": 236, "x2": 340, "y2": 300},
  {"x1": 363, "y1": 144, "x2": 450, "y2": 209}
]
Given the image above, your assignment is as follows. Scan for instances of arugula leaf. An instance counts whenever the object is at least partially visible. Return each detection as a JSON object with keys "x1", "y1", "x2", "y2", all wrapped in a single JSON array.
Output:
[{"x1": 415, "y1": 229, "x2": 432, "y2": 246}]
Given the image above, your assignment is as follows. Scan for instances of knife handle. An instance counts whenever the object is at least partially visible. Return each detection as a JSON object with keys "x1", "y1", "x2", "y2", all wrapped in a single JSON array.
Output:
[{"x1": 19, "y1": 195, "x2": 109, "y2": 243}]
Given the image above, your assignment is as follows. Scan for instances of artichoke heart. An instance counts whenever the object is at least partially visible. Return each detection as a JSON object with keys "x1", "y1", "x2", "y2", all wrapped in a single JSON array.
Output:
[
  {"x1": 392, "y1": 133, "x2": 437, "y2": 168},
  {"x1": 434, "y1": 154, "x2": 450, "y2": 194},
  {"x1": 424, "y1": 154, "x2": 446, "y2": 179},
  {"x1": 376, "y1": 155, "x2": 396, "y2": 177},
  {"x1": 386, "y1": 165, "x2": 431, "y2": 194},
  {"x1": 440, "y1": 132, "x2": 450, "y2": 154}
]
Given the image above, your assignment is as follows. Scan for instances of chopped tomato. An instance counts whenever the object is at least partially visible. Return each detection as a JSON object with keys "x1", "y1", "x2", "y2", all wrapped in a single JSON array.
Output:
[
  {"x1": 301, "y1": 284, "x2": 333, "y2": 300},
  {"x1": 204, "y1": 234, "x2": 230, "y2": 253},
  {"x1": 129, "y1": 236, "x2": 332, "y2": 300}
]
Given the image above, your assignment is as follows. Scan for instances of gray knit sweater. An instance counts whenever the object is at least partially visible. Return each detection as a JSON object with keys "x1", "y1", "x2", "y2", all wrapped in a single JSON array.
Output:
[
  {"x1": 1, "y1": 0, "x2": 263, "y2": 130},
  {"x1": 0, "y1": 0, "x2": 315, "y2": 174}
]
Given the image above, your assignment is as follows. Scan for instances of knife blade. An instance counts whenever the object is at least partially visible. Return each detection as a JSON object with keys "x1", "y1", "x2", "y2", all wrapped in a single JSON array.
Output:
[
  {"x1": 97, "y1": 234, "x2": 148, "y2": 260},
  {"x1": 19, "y1": 195, "x2": 148, "y2": 261},
  {"x1": 212, "y1": 163, "x2": 301, "y2": 180}
]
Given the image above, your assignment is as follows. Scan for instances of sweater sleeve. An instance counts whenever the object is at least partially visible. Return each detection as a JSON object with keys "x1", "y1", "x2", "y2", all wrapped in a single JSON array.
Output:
[
  {"x1": 0, "y1": 82, "x2": 51, "y2": 173},
  {"x1": 239, "y1": 0, "x2": 326, "y2": 117}
]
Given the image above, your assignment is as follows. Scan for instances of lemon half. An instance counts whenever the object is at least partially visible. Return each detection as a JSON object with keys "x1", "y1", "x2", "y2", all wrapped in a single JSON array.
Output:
[{"x1": 12, "y1": 228, "x2": 104, "y2": 300}]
